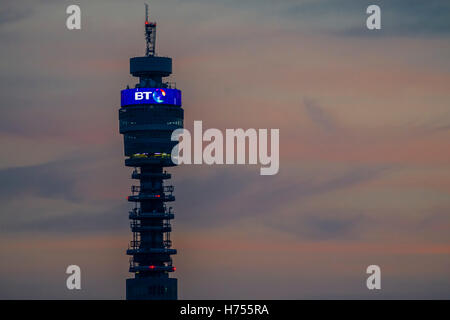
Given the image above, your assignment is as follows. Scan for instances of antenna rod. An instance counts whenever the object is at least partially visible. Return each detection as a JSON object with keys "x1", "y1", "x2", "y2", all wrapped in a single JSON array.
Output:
[
  {"x1": 144, "y1": 3, "x2": 156, "y2": 56},
  {"x1": 145, "y1": 3, "x2": 148, "y2": 22}
]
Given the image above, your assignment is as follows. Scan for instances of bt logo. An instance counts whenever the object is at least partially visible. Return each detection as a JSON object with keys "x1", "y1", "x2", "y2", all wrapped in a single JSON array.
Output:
[{"x1": 135, "y1": 89, "x2": 166, "y2": 103}]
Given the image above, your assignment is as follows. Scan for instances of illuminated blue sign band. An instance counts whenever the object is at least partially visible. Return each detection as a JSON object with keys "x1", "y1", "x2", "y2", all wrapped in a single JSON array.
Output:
[{"x1": 121, "y1": 88, "x2": 182, "y2": 107}]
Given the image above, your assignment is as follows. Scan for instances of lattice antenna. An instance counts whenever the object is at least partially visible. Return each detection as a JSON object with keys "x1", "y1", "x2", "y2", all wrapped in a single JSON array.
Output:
[{"x1": 144, "y1": 3, "x2": 156, "y2": 56}]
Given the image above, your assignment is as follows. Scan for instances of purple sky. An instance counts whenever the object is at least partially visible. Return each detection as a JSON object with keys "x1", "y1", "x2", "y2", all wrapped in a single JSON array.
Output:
[{"x1": 0, "y1": 0, "x2": 449, "y2": 299}]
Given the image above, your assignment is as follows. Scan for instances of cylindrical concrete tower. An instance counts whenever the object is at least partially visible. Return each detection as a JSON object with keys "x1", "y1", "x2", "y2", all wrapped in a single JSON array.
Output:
[{"x1": 119, "y1": 6, "x2": 183, "y2": 300}]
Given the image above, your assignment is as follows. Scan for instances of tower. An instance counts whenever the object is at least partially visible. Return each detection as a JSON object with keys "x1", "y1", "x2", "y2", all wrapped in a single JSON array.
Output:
[{"x1": 119, "y1": 5, "x2": 183, "y2": 300}]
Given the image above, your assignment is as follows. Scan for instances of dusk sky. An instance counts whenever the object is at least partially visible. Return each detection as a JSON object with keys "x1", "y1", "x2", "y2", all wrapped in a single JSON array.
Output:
[{"x1": 0, "y1": 0, "x2": 449, "y2": 299}]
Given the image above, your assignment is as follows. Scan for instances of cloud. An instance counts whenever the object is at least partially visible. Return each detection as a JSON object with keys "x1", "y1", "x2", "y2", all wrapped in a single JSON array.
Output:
[
  {"x1": 174, "y1": 164, "x2": 390, "y2": 233},
  {"x1": 271, "y1": 210, "x2": 367, "y2": 240},
  {"x1": 0, "y1": 160, "x2": 79, "y2": 201},
  {"x1": 303, "y1": 98, "x2": 338, "y2": 133},
  {"x1": 0, "y1": 153, "x2": 129, "y2": 235},
  {"x1": 279, "y1": 0, "x2": 450, "y2": 37},
  {"x1": 0, "y1": 3, "x2": 34, "y2": 26},
  {"x1": 1, "y1": 202, "x2": 129, "y2": 235},
  {"x1": 0, "y1": 146, "x2": 125, "y2": 203}
]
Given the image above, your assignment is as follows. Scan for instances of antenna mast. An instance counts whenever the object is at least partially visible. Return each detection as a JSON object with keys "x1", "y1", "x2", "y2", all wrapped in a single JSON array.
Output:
[{"x1": 144, "y1": 3, "x2": 157, "y2": 56}]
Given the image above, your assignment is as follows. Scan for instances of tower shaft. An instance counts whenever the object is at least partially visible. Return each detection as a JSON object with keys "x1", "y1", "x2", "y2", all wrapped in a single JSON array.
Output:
[{"x1": 119, "y1": 6, "x2": 183, "y2": 300}]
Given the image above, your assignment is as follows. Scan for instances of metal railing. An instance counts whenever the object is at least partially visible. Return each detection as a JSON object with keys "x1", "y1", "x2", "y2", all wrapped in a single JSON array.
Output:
[
  {"x1": 130, "y1": 221, "x2": 171, "y2": 229},
  {"x1": 131, "y1": 185, "x2": 173, "y2": 195},
  {"x1": 129, "y1": 239, "x2": 172, "y2": 250}
]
